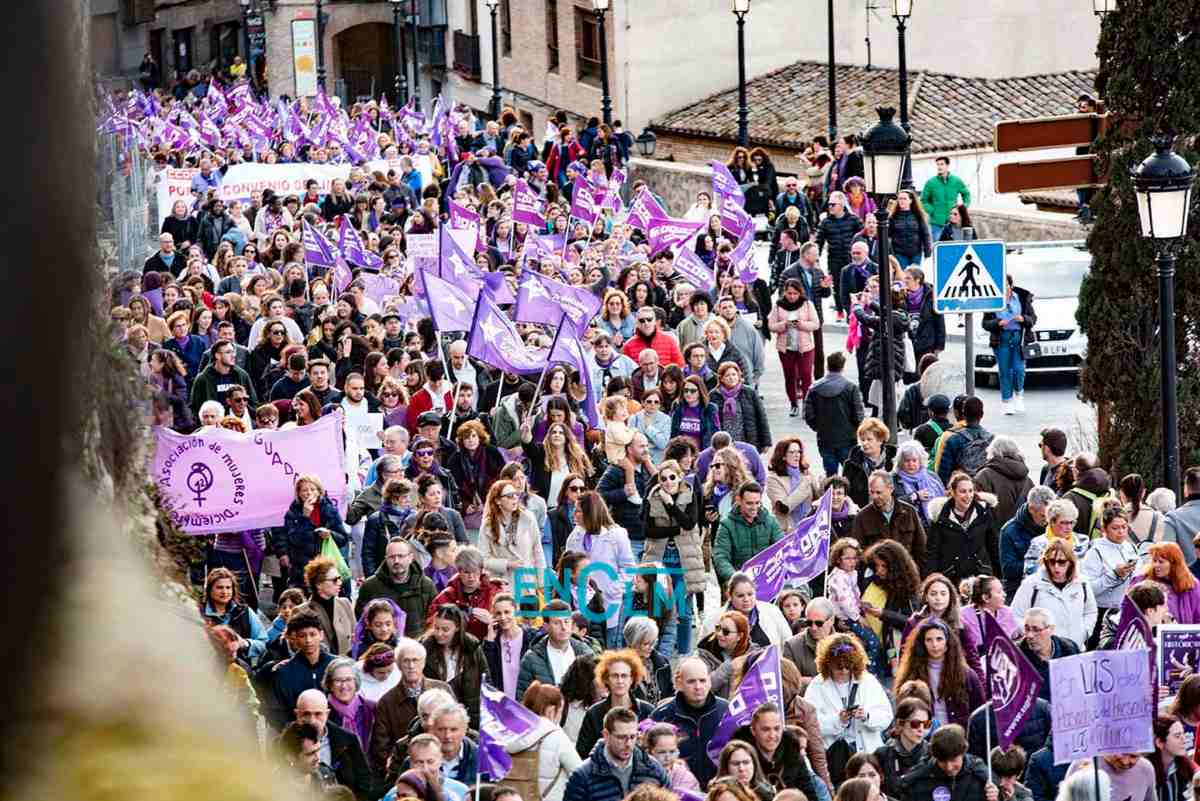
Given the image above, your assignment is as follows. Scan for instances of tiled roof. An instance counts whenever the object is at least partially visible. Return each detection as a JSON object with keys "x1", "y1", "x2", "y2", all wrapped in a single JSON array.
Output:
[{"x1": 653, "y1": 61, "x2": 1098, "y2": 154}]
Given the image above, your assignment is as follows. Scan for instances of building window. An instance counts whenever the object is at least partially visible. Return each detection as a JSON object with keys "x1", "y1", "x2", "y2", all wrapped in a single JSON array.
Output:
[
  {"x1": 500, "y1": 0, "x2": 511, "y2": 56},
  {"x1": 546, "y1": 0, "x2": 559, "y2": 72},
  {"x1": 574, "y1": 7, "x2": 600, "y2": 86}
]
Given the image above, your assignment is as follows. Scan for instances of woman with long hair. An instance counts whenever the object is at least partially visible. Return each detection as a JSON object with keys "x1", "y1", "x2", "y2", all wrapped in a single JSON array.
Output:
[
  {"x1": 1011, "y1": 539, "x2": 1098, "y2": 650},
  {"x1": 925, "y1": 472, "x2": 999, "y2": 584},
  {"x1": 861, "y1": 539, "x2": 923, "y2": 678},
  {"x1": 937, "y1": 203, "x2": 972, "y2": 242},
  {"x1": 900, "y1": 572, "x2": 984, "y2": 679},
  {"x1": 643, "y1": 459, "x2": 705, "y2": 657},
  {"x1": 765, "y1": 437, "x2": 822, "y2": 532},
  {"x1": 658, "y1": 364, "x2": 684, "y2": 411},
  {"x1": 512, "y1": 682, "x2": 583, "y2": 801},
  {"x1": 564, "y1": 490, "x2": 635, "y2": 647},
  {"x1": 716, "y1": 740, "x2": 775, "y2": 801},
  {"x1": 1152, "y1": 715, "x2": 1194, "y2": 801},
  {"x1": 557, "y1": 651, "x2": 599, "y2": 741},
  {"x1": 873, "y1": 697, "x2": 931, "y2": 799},
  {"x1": 696, "y1": 609, "x2": 751, "y2": 672},
  {"x1": 521, "y1": 418, "x2": 594, "y2": 507},
  {"x1": 724, "y1": 572, "x2": 793, "y2": 647},
  {"x1": 598, "y1": 288, "x2": 636, "y2": 346},
  {"x1": 670, "y1": 374, "x2": 720, "y2": 451},
  {"x1": 147, "y1": 349, "x2": 192, "y2": 431},
  {"x1": 894, "y1": 619, "x2": 984, "y2": 728},
  {"x1": 200, "y1": 567, "x2": 267, "y2": 664},
  {"x1": 420, "y1": 604, "x2": 486, "y2": 729},
  {"x1": 290, "y1": 389, "x2": 323, "y2": 428},
  {"x1": 1120, "y1": 472, "x2": 1166, "y2": 555},
  {"x1": 701, "y1": 446, "x2": 751, "y2": 549},
  {"x1": 478, "y1": 478, "x2": 546, "y2": 594},
  {"x1": 888, "y1": 189, "x2": 932, "y2": 267},
  {"x1": 767, "y1": 278, "x2": 820, "y2": 416},
  {"x1": 549, "y1": 473, "x2": 588, "y2": 569},
  {"x1": 445, "y1": 419, "x2": 505, "y2": 533},
  {"x1": 248, "y1": 320, "x2": 294, "y2": 399},
  {"x1": 575, "y1": 648, "x2": 656, "y2": 759},
  {"x1": 1132, "y1": 541, "x2": 1200, "y2": 624},
  {"x1": 1080, "y1": 502, "x2": 1141, "y2": 646}
]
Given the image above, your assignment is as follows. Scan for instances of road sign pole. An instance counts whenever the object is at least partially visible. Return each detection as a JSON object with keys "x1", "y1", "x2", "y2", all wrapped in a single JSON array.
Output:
[{"x1": 965, "y1": 313, "x2": 975, "y2": 396}]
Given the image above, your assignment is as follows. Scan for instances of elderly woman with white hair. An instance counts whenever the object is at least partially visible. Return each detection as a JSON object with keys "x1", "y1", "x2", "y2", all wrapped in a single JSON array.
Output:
[
  {"x1": 891, "y1": 440, "x2": 945, "y2": 528},
  {"x1": 973, "y1": 435, "x2": 1036, "y2": 528},
  {"x1": 1024, "y1": 498, "x2": 1091, "y2": 578},
  {"x1": 623, "y1": 616, "x2": 672, "y2": 705},
  {"x1": 196, "y1": 399, "x2": 225, "y2": 429},
  {"x1": 323, "y1": 656, "x2": 377, "y2": 764}
]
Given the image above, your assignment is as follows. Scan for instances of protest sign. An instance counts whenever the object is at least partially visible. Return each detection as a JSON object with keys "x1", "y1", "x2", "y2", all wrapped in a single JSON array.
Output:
[
  {"x1": 153, "y1": 411, "x2": 346, "y2": 534},
  {"x1": 1158, "y1": 624, "x2": 1200, "y2": 753},
  {"x1": 1049, "y1": 649, "x2": 1155, "y2": 764},
  {"x1": 352, "y1": 413, "x2": 384, "y2": 455},
  {"x1": 406, "y1": 233, "x2": 437, "y2": 258},
  {"x1": 156, "y1": 162, "x2": 351, "y2": 223}
]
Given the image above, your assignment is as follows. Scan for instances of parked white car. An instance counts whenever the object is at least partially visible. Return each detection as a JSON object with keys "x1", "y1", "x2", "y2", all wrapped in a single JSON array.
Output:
[{"x1": 973, "y1": 240, "x2": 1091, "y2": 387}]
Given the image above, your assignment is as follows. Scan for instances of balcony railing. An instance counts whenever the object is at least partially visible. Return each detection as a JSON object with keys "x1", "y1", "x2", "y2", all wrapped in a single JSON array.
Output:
[{"x1": 452, "y1": 30, "x2": 481, "y2": 81}]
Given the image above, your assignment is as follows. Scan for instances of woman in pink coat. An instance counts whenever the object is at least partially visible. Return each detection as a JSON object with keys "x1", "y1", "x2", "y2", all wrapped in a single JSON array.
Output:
[{"x1": 767, "y1": 278, "x2": 821, "y2": 417}]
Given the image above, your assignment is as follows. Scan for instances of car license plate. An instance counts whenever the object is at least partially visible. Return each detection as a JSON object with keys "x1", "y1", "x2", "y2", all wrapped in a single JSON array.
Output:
[{"x1": 1040, "y1": 344, "x2": 1069, "y2": 356}]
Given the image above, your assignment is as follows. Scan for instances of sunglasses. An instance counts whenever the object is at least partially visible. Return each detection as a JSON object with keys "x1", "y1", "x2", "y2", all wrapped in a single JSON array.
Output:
[
  {"x1": 415, "y1": 449, "x2": 435, "y2": 457},
  {"x1": 270, "y1": 330, "x2": 285, "y2": 336},
  {"x1": 906, "y1": 720, "x2": 933, "y2": 731},
  {"x1": 229, "y1": 396, "x2": 247, "y2": 403},
  {"x1": 661, "y1": 473, "x2": 679, "y2": 483},
  {"x1": 381, "y1": 391, "x2": 400, "y2": 398},
  {"x1": 1048, "y1": 558, "x2": 1070, "y2": 566},
  {"x1": 638, "y1": 318, "x2": 655, "y2": 324},
  {"x1": 718, "y1": 627, "x2": 739, "y2": 636},
  {"x1": 567, "y1": 484, "x2": 586, "y2": 492}
]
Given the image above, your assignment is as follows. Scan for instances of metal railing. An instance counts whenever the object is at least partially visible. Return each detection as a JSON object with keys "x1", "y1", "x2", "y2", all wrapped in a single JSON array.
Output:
[{"x1": 96, "y1": 134, "x2": 155, "y2": 279}]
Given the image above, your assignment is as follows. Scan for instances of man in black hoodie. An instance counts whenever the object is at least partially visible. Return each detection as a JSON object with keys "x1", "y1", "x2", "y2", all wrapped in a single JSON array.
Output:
[
  {"x1": 899, "y1": 724, "x2": 998, "y2": 801},
  {"x1": 803, "y1": 351, "x2": 865, "y2": 477}
]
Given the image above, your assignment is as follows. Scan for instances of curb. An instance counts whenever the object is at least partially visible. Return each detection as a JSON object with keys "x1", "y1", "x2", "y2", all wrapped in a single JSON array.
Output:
[{"x1": 820, "y1": 318, "x2": 969, "y2": 345}]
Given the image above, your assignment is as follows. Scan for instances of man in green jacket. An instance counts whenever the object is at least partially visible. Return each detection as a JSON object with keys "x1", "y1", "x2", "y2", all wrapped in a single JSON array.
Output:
[
  {"x1": 713, "y1": 481, "x2": 783, "y2": 586},
  {"x1": 920, "y1": 156, "x2": 972, "y2": 241}
]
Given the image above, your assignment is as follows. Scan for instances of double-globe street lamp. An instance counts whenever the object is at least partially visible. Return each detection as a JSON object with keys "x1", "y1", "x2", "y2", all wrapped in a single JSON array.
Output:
[
  {"x1": 861, "y1": 106, "x2": 912, "y2": 440},
  {"x1": 1132, "y1": 138, "x2": 1194, "y2": 502}
]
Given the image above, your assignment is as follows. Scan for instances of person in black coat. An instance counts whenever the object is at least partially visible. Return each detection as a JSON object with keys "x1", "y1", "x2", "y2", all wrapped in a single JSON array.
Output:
[
  {"x1": 888, "y1": 190, "x2": 933, "y2": 267},
  {"x1": 852, "y1": 288, "x2": 909, "y2": 413},
  {"x1": 320, "y1": 180, "x2": 355, "y2": 220},
  {"x1": 901, "y1": 268, "x2": 946, "y2": 375},
  {"x1": 196, "y1": 199, "x2": 234, "y2": 260},
  {"x1": 278, "y1": 482, "x2": 348, "y2": 588},
  {"x1": 817, "y1": 195, "x2": 864, "y2": 318},
  {"x1": 161, "y1": 202, "x2": 199, "y2": 253}
]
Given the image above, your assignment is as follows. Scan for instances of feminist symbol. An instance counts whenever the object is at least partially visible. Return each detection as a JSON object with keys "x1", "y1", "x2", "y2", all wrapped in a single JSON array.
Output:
[{"x1": 186, "y1": 462, "x2": 215, "y2": 506}]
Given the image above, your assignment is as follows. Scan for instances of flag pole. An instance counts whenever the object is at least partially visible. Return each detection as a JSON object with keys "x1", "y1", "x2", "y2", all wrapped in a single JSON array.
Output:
[
  {"x1": 526, "y1": 313, "x2": 569, "y2": 421},
  {"x1": 559, "y1": 215, "x2": 574, "y2": 265}
]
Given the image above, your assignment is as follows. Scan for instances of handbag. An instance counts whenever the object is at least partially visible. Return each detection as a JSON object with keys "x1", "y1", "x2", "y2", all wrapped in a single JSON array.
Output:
[
  {"x1": 903, "y1": 336, "x2": 917, "y2": 373},
  {"x1": 320, "y1": 534, "x2": 352, "y2": 580}
]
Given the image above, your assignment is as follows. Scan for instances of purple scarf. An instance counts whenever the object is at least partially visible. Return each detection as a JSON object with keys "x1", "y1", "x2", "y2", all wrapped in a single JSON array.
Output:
[
  {"x1": 328, "y1": 693, "x2": 374, "y2": 758},
  {"x1": 786, "y1": 466, "x2": 809, "y2": 526},
  {"x1": 717, "y1": 384, "x2": 741, "y2": 420},
  {"x1": 906, "y1": 285, "x2": 927, "y2": 313}
]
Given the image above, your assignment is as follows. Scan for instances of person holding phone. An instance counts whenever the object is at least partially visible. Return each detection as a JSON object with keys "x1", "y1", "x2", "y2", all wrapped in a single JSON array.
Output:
[{"x1": 1080, "y1": 502, "x2": 1142, "y2": 648}]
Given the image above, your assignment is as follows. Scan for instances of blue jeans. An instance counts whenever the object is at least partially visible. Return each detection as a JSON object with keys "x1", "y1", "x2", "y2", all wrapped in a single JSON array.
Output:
[
  {"x1": 820, "y1": 445, "x2": 853, "y2": 477},
  {"x1": 631, "y1": 539, "x2": 645, "y2": 561},
  {"x1": 930, "y1": 223, "x2": 944, "y2": 242},
  {"x1": 661, "y1": 542, "x2": 691, "y2": 656},
  {"x1": 995, "y1": 328, "x2": 1027, "y2": 401},
  {"x1": 896, "y1": 252, "x2": 922, "y2": 268}
]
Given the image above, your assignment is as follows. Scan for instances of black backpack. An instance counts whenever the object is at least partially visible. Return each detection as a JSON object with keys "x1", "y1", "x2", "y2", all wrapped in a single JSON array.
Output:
[{"x1": 954, "y1": 428, "x2": 994, "y2": 476}]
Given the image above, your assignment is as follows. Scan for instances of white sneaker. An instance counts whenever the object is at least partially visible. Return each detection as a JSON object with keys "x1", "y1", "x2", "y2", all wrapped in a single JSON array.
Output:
[
  {"x1": 1002, "y1": 400, "x2": 1015, "y2": 415},
  {"x1": 629, "y1": 494, "x2": 643, "y2": 506},
  {"x1": 1014, "y1": 393, "x2": 1026, "y2": 413}
]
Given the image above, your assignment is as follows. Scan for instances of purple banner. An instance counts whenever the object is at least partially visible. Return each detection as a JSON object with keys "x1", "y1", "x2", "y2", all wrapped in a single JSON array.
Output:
[
  {"x1": 466, "y1": 293, "x2": 547, "y2": 375},
  {"x1": 152, "y1": 411, "x2": 347, "y2": 534},
  {"x1": 1049, "y1": 648, "x2": 1155, "y2": 764},
  {"x1": 544, "y1": 322, "x2": 600, "y2": 427},
  {"x1": 741, "y1": 490, "x2": 832, "y2": 602},
  {"x1": 479, "y1": 682, "x2": 541, "y2": 779},
  {"x1": 447, "y1": 199, "x2": 479, "y2": 230},
  {"x1": 707, "y1": 646, "x2": 783, "y2": 761},
  {"x1": 302, "y1": 219, "x2": 340, "y2": 268},
  {"x1": 672, "y1": 247, "x2": 716, "y2": 292},
  {"x1": 514, "y1": 270, "x2": 602, "y2": 336},
  {"x1": 646, "y1": 216, "x2": 705, "y2": 259},
  {"x1": 569, "y1": 175, "x2": 599, "y2": 225},
  {"x1": 627, "y1": 187, "x2": 666, "y2": 233},
  {"x1": 359, "y1": 272, "x2": 400, "y2": 309},
  {"x1": 512, "y1": 178, "x2": 546, "y2": 228},
  {"x1": 983, "y1": 609, "x2": 1043, "y2": 750},
  {"x1": 720, "y1": 192, "x2": 754, "y2": 240},
  {"x1": 338, "y1": 217, "x2": 384, "y2": 270},
  {"x1": 710, "y1": 159, "x2": 746, "y2": 205},
  {"x1": 730, "y1": 228, "x2": 758, "y2": 284}
]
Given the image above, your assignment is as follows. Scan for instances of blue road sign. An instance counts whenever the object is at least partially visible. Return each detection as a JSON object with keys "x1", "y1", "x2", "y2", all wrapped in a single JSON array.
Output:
[{"x1": 933, "y1": 239, "x2": 1006, "y2": 314}]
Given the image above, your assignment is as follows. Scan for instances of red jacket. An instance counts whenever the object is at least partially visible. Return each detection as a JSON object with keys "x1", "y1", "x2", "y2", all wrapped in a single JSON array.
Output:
[
  {"x1": 427, "y1": 574, "x2": 505, "y2": 640},
  {"x1": 405, "y1": 386, "x2": 454, "y2": 436},
  {"x1": 622, "y1": 329, "x2": 684, "y2": 368},
  {"x1": 546, "y1": 141, "x2": 586, "y2": 184}
]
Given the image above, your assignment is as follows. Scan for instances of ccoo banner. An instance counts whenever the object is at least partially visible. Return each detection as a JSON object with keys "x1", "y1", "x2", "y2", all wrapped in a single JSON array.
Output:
[{"x1": 153, "y1": 411, "x2": 347, "y2": 534}]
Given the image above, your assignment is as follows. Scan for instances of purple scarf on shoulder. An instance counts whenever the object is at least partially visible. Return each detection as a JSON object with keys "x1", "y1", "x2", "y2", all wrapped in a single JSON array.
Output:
[
  {"x1": 328, "y1": 693, "x2": 375, "y2": 759},
  {"x1": 717, "y1": 384, "x2": 741, "y2": 420}
]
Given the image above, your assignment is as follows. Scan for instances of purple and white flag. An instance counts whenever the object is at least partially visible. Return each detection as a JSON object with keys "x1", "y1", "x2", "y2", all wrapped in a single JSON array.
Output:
[
  {"x1": 447, "y1": 199, "x2": 480, "y2": 230},
  {"x1": 742, "y1": 490, "x2": 833, "y2": 602},
  {"x1": 707, "y1": 645, "x2": 784, "y2": 761},
  {"x1": 626, "y1": 187, "x2": 666, "y2": 233},
  {"x1": 359, "y1": 272, "x2": 400, "y2": 309},
  {"x1": 515, "y1": 270, "x2": 602, "y2": 336},
  {"x1": 1111, "y1": 591, "x2": 1157, "y2": 695},
  {"x1": 302, "y1": 220, "x2": 340, "y2": 268},
  {"x1": 730, "y1": 228, "x2": 758, "y2": 284},
  {"x1": 152, "y1": 411, "x2": 347, "y2": 534},
  {"x1": 512, "y1": 179, "x2": 546, "y2": 228},
  {"x1": 673, "y1": 247, "x2": 716, "y2": 292},
  {"x1": 421, "y1": 269, "x2": 478, "y2": 332},
  {"x1": 720, "y1": 192, "x2": 754, "y2": 240},
  {"x1": 604, "y1": 167, "x2": 627, "y2": 213},
  {"x1": 331, "y1": 258, "x2": 354, "y2": 295},
  {"x1": 569, "y1": 175, "x2": 599, "y2": 225},
  {"x1": 479, "y1": 683, "x2": 542, "y2": 779},
  {"x1": 338, "y1": 217, "x2": 384, "y2": 270},
  {"x1": 982, "y1": 609, "x2": 1043, "y2": 750},
  {"x1": 466, "y1": 294, "x2": 547, "y2": 375},
  {"x1": 545, "y1": 323, "x2": 600, "y2": 427},
  {"x1": 710, "y1": 159, "x2": 746, "y2": 205},
  {"x1": 646, "y1": 216, "x2": 705, "y2": 258}
]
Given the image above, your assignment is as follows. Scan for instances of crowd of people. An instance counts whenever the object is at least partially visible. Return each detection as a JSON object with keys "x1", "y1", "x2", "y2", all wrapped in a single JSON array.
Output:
[{"x1": 105, "y1": 73, "x2": 1196, "y2": 801}]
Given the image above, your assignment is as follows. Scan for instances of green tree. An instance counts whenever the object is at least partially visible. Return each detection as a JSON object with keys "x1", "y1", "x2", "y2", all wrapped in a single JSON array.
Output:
[{"x1": 1077, "y1": 0, "x2": 1200, "y2": 483}]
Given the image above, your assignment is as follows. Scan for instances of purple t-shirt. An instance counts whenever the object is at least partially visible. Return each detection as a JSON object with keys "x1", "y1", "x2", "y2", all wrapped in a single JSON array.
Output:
[{"x1": 677, "y1": 406, "x2": 702, "y2": 447}]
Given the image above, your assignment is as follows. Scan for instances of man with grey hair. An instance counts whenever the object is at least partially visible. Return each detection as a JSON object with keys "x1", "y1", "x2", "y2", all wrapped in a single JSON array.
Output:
[
  {"x1": 782, "y1": 597, "x2": 836, "y2": 677},
  {"x1": 817, "y1": 190, "x2": 862, "y2": 322},
  {"x1": 973, "y1": 435, "x2": 1035, "y2": 529},
  {"x1": 1017, "y1": 607, "x2": 1078, "y2": 703},
  {"x1": 424, "y1": 701, "x2": 477, "y2": 784},
  {"x1": 427, "y1": 545, "x2": 504, "y2": 640},
  {"x1": 1000, "y1": 485, "x2": 1057, "y2": 600},
  {"x1": 445, "y1": 339, "x2": 482, "y2": 411},
  {"x1": 369, "y1": 643, "x2": 452, "y2": 781},
  {"x1": 852, "y1": 467, "x2": 927, "y2": 564},
  {"x1": 294, "y1": 688, "x2": 371, "y2": 799}
]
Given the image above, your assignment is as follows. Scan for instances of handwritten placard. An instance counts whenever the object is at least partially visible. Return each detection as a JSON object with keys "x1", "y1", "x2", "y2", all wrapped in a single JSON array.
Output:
[{"x1": 1050, "y1": 649, "x2": 1154, "y2": 765}]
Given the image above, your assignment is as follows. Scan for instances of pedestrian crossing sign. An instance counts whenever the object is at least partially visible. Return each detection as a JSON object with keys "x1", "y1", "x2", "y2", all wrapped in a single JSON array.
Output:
[{"x1": 933, "y1": 239, "x2": 1007, "y2": 314}]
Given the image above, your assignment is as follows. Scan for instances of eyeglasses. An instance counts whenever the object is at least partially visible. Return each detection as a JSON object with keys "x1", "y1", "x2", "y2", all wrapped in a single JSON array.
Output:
[
  {"x1": 321, "y1": 576, "x2": 341, "y2": 585},
  {"x1": 499, "y1": 492, "x2": 518, "y2": 499},
  {"x1": 1024, "y1": 624, "x2": 1048, "y2": 634},
  {"x1": 567, "y1": 484, "x2": 586, "y2": 492},
  {"x1": 330, "y1": 676, "x2": 357, "y2": 685},
  {"x1": 718, "y1": 627, "x2": 739, "y2": 636},
  {"x1": 661, "y1": 473, "x2": 679, "y2": 483},
  {"x1": 229, "y1": 396, "x2": 247, "y2": 404},
  {"x1": 1047, "y1": 558, "x2": 1070, "y2": 566},
  {"x1": 905, "y1": 720, "x2": 933, "y2": 731}
]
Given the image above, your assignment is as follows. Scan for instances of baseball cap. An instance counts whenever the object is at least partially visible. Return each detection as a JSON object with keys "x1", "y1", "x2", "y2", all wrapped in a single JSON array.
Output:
[
  {"x1": 417, "y1": 411, "x2": 442, "y2": 428},
  {"x1": 925, "y1": 394, "x2": 951, "y2": 414}
]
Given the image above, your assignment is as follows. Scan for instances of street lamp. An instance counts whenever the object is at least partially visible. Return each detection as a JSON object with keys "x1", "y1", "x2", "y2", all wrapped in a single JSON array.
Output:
[
  {"x1": 892, "y1": 0, "x2": 913, "y2": 187},
  {"x1": 860, "y1": 106, "x2": 911, "y2": 439},
  {"x1": 635, "y1": 127, "x2": 657, "y2": 157},
  {"x1": 592, "y1": 0, "x2": 612, "y2": 125},
  {"x1": 238, "y1": 0, "x2": 256, "y2": 91},
  {"x1": 315, "y1": 0, "x2": 327, "y2": 92},
  {"x1": 410, "y1": 1, "x2": 421, "y2": 111},
  {"x1": 732, "y1": 0, "x2": 750, "y2": 147},
  {"x1": 1093, "y1": 0, "x2": 1116, "y2": 16},
  {"x1": 390, "y1": 0, "x2": 408, "y2": 106},
  {"x1": 1132, "y1": 137, "x2": 1195, "y2": 502},
  {"x1": 826, "y1": 0, "x2": 836, "y2": 142},
  {"x1": 484, "y1": 0, "x2": 502, "y2": 120}
]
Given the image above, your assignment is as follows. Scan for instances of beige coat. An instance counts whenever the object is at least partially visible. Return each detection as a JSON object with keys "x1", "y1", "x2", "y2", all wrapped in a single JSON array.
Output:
[
  {"x1": 296, "y1": 596, "x2": 356, "y2": 656},
  {"x1": 765, "y1": 471, "x2": 824, "y2": 532},
  {"x1": 643, "y1": 482, "x2": 707, "y2": 594},
  {"x1": 479, "y1": 507, "x2": 546, "y2": 591}
]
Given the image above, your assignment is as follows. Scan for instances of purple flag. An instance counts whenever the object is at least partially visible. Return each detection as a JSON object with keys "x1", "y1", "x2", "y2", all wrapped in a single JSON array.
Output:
[
  {"x1": 515, "y1": 271, "x2": 602, "y2": 336},
  {"x1": 1112, "y1": 592, "x2": 1157, "y2": 696},
  {"x1": 730, "y1": 229, "x2": 758, "y2": 283},
  {"x1": 720, "y1": 192, "x2": 754, "y2": 240},
  {"x1": 707, "y1": 646, "x2": 784, "y2": 761},
  {"x1": 646, "y1": 216, "x2": 705, "y2": 258},
  {"x1": 359, "y1": 272, "x2": 400, "y2": 308},
  {"x1": 421, "y1": 269, "x2": 478, "y2": 332},
  {"x1": 710, "y1": 159, "x2": 746, "y2": 205},
  {"x1": 673, "y1": 247, "x2": 716, "y2": 292},
  {"x1": 440, "y1": 225, "x2": 483, "y2": 286},
  {"x1": 142, "y1": 287, "x2": 164, "y2": 317},
  {"x1": 627, "y1": 187, "x2": 666, "y2": 233},
  {"x1": 447, "y1": 199, "x2": 480, "y2": 231},
  {"x1": 302, "y1": 220, "x2": 340, "y2": 268},
  {"x1": 545, "y1": 322, "x2": 600, "y2": 427},
  {"x1": 479, "y1": 683, "x2": 541, "y2": 779},
  {"x1": 483, "y1": 270, "x2": 517, "y2": 305},
  {"x1": 338, "y1": 217, "x2": 384, "y2": 270},
  {"x1": 466, "y1": 293, "x2": 547, "y2": 375},
  {"x1": 569, "y1": 175, "x2": 599, "y2": 225},
  {"x1": 331, "y1": 258, "x2": 353, "y2": 294},
  {"x1": 512, "y1": 179, "x2": 546, "y2": 228},
  {"x1": 152, "y1": 411, "x2": 347, "y2": 533},
  {"x1": 742, "y1": 490, "x2": 833, "y2": 602},
  {"x1": 982, "y1": 609, "x2": 1043, "y2": 750},
  {"x1": 604, "y1": 167, "x2": 627, "y2": 213}
]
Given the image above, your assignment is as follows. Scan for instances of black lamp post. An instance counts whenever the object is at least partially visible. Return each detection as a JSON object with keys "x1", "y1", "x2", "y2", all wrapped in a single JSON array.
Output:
[
  {"x1": 1132, "y1": 137, "x2": 1194, "y2": 503},
  {"x1": 592, "y1": 0, "x2": 612, "y2": 125},
  {"x1": 860, "y1": 106, "x2": 911, "y2": 440},
  {"x1": 410, "y1": 2, "x2": 421, "y2": 111},
  {"x1": 239, "y1": 0, "x2": 253, "y2": 87},
  {"x1": 1092, "y1": 0, "x2": 1116, "y2": 15},
  {"x1": 892, "y1": 0, "x2": 913, "y2": 188},
  {"x1": 391, "y1": 0, "x2": 408, "y2": 105},
  {"x1": 733, "y1": 0, "x2": 750, "y2": 147},
  {"x1": 635, "y1": 127, "x2": 657, "y2": 158},
  {"x1": 485, "y1": 0, "x2": 502, "y2": 120},
  {"x1": 315, "y1": 0, "x2": 327, "y2": 92},
  {"x1": 827, "y1": 0, "x2": 836, "y2": 142}
]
